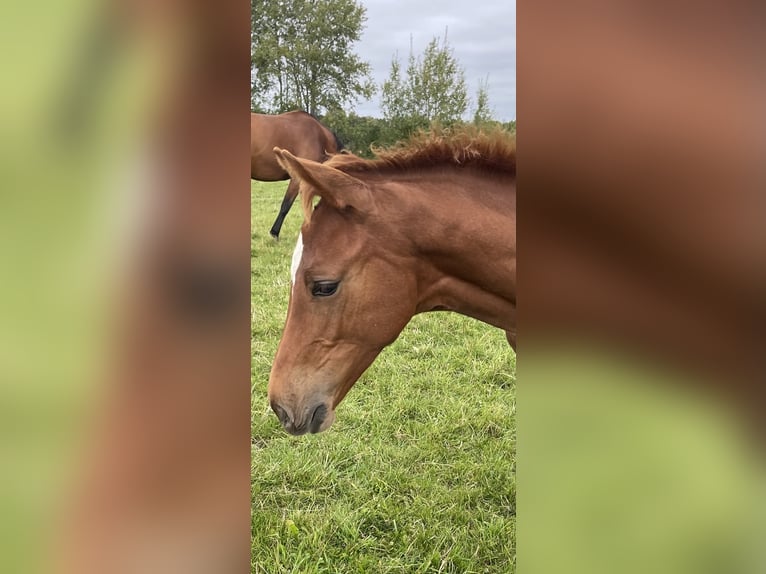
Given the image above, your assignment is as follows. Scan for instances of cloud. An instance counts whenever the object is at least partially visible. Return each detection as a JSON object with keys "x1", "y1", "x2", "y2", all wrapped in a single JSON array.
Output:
[{"x1": 353, "y1": 0, "x2": 516, "y2": 120}]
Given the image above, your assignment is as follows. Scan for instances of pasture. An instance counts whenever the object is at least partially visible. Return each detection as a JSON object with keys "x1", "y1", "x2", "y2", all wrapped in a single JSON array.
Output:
[{"x1": 251, "y1": 180, "x2": 516, "y2": 573}]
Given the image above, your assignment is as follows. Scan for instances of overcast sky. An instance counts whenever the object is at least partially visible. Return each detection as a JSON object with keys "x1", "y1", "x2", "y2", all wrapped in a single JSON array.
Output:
[{"x1": 352, "y1": 0, "x2": 516, "y2": 121}]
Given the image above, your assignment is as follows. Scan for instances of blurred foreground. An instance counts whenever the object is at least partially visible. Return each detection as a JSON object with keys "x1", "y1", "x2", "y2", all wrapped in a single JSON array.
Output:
[
  {"x1": 519, "y1": 1, "x2": 765, "y2": 572},
  {"x1": 1, "y1": 0, "x2": 250, "y2": 572}
]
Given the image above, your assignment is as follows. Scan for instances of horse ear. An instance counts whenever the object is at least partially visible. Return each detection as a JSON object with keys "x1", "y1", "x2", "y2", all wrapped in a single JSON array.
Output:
[{"x1": 273, "y1": 147, "x2": 374, "y2": 214}]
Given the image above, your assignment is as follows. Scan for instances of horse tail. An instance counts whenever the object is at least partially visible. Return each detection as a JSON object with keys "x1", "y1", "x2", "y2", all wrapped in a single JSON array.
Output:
[{"x1": 332, "y1": 130, "x2": 344, "y2": 153}]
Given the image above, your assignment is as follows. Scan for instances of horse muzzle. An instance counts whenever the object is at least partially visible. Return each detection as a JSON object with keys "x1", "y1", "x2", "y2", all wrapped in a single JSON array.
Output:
[{"x1": 270, "y1": 400, "x2": 336, "y2": 435}]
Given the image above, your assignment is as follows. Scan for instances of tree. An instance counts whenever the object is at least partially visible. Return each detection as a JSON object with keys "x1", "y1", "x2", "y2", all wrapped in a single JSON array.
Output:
[
  {"x1": 251, "y1": 0, "x2": 375, "y2": 115},
  {"x1": 380, "y1": 32, "x2": 468, "y2": 140},
  {"x1": 323, "y1": 108, "x2": 384, "y2": 157},
  {"x1": 472, "y1": 77, "x2": 494, "y2": 126}
]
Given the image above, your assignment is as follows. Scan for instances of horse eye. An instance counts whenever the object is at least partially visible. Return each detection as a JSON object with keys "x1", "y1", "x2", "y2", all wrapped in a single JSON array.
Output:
[{"x1": 311, "y1": 281, "x2": 339, "y2": 297}]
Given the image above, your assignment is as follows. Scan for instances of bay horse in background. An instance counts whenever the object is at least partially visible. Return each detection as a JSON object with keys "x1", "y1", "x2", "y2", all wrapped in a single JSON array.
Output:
[
  {"x1": 268, "y1": 127, "x2": 516, "y2": 435},
  {"x1": 251, "y1": 111, "x2": 343, "y2": 238}
]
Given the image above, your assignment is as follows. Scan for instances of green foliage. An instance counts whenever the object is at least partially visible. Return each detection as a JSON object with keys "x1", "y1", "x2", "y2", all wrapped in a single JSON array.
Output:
[
  {"x1": 251, "y1": 0, "x2": 375, "y2": 115},
  {"x1": 320, "y1": 112, "x2": 516, "y2": 160},
  {"x1": 322, "y1": 108, "x2": 384, "y2": 157},
  {"x1": 252, "y1": 181, "x2": 516, "y2": 573},
  {"x1": 381, "y1": 32, "x2": 469, "y2": 143},
  {"x1": 472, "y1": 77, "x2": 494, "y2": 127}
]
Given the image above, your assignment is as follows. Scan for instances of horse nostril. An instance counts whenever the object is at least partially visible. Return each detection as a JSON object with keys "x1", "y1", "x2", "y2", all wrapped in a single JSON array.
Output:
[
  {"x1": 309, "y1": 404, "x2": 328, "y2": 433},
  {"x1": 270, "y1": 401, "x2": 290, "y2": 426}
]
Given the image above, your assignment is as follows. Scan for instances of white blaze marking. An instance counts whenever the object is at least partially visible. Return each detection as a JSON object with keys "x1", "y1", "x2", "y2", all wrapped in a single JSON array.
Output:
[{"x1": 290, "y1": 232, "x2": 304, "y2": 286}]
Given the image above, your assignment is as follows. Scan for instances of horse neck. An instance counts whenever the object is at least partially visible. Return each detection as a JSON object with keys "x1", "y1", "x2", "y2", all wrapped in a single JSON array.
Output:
[{"x1": 379, "y1": 169, "x2": 516, "y2": 331}]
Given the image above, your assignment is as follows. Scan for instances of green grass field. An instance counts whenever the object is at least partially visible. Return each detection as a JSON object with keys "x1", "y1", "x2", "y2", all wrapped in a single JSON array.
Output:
[{"x1": 251, "y1": 180, "x2": 516, "y2": 573}]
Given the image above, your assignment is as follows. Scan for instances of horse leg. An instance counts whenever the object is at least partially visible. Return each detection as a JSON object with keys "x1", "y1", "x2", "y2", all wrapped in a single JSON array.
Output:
[
  {"x1": 505, "y1": 329, "x2": 516, "y2": 350},
  {"x1": 269, "y1": 179, "x2": 299, "y2": 239}
]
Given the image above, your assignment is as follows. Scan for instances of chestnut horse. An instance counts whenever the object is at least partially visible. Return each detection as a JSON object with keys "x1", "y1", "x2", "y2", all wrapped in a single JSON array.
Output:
[
  {"x1": 251, "y1": 111, "x2": 342, "y2": 238},
  {"x1": 268, "y1": 128, "x2": 516, "y2": 435}
]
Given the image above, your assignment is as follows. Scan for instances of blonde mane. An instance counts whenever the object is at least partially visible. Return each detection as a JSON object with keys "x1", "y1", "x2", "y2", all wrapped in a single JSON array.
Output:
[{"x1": 301, "y1": 125, "x2": 516, "y2": 221}]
